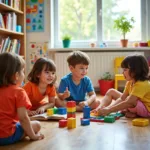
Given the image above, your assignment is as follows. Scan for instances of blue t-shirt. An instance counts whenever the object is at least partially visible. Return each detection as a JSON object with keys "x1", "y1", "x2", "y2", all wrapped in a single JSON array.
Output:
[{"x1": 58, "y1": 73, "x2": 94, "y2": 102}]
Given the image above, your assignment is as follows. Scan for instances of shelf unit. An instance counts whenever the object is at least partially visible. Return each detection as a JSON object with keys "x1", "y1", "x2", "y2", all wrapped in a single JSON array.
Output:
[{"x1": 0, "y1": 1, "x2": 26, "y2": 57}]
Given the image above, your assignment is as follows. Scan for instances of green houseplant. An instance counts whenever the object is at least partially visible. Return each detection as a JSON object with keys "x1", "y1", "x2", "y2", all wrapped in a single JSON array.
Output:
[
  {"x1": 62, "y1": 34, "x2": 72, "y2": 48},
  {"x1": 114, "y1": 16, "x2": 135, "y2": 47},
  {"x1": 98, "y1": 72, "x2": 114, "y2": 95}
]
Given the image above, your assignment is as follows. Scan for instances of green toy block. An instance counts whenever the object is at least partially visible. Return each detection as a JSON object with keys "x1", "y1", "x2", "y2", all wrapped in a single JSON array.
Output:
[
  {"x1": 104, "y1": 116, "x2": 115, "y2": 123},
  {"x1": 53, "y1": 107, "x2": 58, "y2": 114}
]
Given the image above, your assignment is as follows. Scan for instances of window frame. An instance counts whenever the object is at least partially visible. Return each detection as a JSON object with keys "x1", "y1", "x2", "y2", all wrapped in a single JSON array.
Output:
[{"x1": 53, "y1": 0, "x2": 148, "y2": 48}]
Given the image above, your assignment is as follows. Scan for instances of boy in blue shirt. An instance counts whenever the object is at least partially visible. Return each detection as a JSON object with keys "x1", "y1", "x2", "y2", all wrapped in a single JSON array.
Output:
[{"x1": 56, "y1": 51, "x2": 100, "y2": 111}]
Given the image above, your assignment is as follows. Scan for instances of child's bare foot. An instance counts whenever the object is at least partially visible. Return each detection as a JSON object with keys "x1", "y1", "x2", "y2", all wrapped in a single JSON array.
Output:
[
  {"x1": 120, "y1": 109, "x2": 128, "y2": 115},
  {"x1": 125, "y1": 112, "x2": 137, "y2": 118}
]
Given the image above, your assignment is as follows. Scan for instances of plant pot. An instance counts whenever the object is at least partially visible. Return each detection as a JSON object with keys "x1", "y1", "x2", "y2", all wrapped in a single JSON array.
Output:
[
  {"x1": 62, "y1": 40, "x2": 71, "y2": 48},
  {"x1": 98, "y1": 80, "x2": 114, "y2": 95},
  {"x1": 121, "y1": 39, "x2": 128, "y2": 47}
]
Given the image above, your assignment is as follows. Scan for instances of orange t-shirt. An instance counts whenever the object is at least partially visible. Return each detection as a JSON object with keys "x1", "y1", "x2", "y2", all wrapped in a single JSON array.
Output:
[
  {"x1": 0, "y1": 85, "x2": 31, "y2": 138},
  {"x1": 23, "y1": 82, "x2": 56, "y2": 110}
]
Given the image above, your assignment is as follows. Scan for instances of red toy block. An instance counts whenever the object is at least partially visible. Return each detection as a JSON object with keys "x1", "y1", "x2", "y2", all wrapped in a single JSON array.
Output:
[
  {"x1": 67, "y1": 113, "x2": 76, "y2": 118},
  {"x1": 59, "y1": 119, "x2": 67, "y2": 128},
  {"x1": 67, "y1": 101, "x2": 76, "y2": 107},
  {"x1": 90, "y1": 118, "x2": 104, "y2": 123}
]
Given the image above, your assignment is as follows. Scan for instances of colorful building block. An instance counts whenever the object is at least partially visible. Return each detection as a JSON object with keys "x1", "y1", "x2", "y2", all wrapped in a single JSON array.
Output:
[
  {"x1": 83, "y1": 106, "x2": 91, "y2": 119},
  {"x1": 90, "y1": 117, "x2": 104, "y2": 122},
  {"x1": 104, "y1": 116, "x2": 115, "y2": 123},
  {"x1": 81, "y1": 118, "x2": 90, "y2": 126},
  {"x1": 67, "y1": 117, "x2": 76, "y2": 129},
  {"x1": 53, "y1": 107, "x2": 58, "y2": 114},
  {"x1": 47, "y1": 108, "x2": 54, "y2": 116},
  {"x1": 59, "y1": 119, "x2": 67, "y2": 128},
  {"x1": 57, "y1": 107, "x2": 67, "y2": 115},
  {"x1": 132, "y1": 118, "x2": 149, "y2": 127},
  {"x1": 67, "y1": 101, "x2": 76, "y2": 107},
  {"x1": 67, "y1": 107, "x2": 76, "y2": 113},
  {"x1": 67, "y1": 112, "x2": 76, "y2": 118}
]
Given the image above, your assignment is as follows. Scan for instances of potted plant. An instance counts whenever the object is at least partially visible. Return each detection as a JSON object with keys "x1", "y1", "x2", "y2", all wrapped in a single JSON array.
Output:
[
  {"x1": 62, "y1": 34, "x2": 72, "y2": 48},
  {"x1": 98, "y1": 72, "x2": 114, "y2": 95},
  {"x1": 114, "y1": 16, "x2": 135, "y2": 47}
]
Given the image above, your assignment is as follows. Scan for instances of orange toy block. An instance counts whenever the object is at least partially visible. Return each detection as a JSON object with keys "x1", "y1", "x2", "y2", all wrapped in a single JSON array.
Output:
[
  {"x1": 67, "y1": 117, "x2": 76, "y2": 129},
  {"x1": 132, "y1": 118, "x2": 149, "y2": 127},
  {"x1": 47, "y1": 108, "x2": 54, "y2": 116}
]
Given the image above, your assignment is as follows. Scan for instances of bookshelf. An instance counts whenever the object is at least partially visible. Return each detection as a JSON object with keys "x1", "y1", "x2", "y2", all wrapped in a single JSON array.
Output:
[{"x1": 0, "y1": 0, "x2": 26, "y2": 58}]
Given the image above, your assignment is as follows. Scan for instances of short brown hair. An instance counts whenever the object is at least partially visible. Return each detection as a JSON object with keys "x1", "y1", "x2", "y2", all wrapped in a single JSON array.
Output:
[
  {"x1": 0, "y1": 52, "x2": 25, "y2": 87},
  {"x1": 67, "y1": 51, "x2": 90, "y2": 67},
  {"x1": 28, "y1": 57, "x2": 56, "y2": 85}
]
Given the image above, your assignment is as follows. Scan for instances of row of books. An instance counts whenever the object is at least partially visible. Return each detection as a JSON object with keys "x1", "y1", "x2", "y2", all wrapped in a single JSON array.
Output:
[
  {"x1": 0, "y1": 12, "x2": 17, "y2": 31},
  {"x1": 0, "y1": 37, "x2": 21, "y2": 54},
  {"x1": 0, "y1": 0, "x2": 21, "y2": 10}
]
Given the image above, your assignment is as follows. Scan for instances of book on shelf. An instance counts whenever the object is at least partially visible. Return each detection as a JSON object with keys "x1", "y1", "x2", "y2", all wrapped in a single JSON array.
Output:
[{"x1": 30, "y1": 113, "x2": 67, "y2": 121}]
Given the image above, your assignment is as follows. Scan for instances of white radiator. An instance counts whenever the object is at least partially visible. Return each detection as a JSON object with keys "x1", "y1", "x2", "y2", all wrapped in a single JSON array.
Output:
[{"x1": 54, "y1": 51, "x2": 144, "y2": 88}]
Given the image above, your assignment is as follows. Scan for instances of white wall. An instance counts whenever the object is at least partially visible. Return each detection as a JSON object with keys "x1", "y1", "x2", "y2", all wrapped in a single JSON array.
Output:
[{"x1": 26, "y1": 0, "x2": 51, "y2": 75}]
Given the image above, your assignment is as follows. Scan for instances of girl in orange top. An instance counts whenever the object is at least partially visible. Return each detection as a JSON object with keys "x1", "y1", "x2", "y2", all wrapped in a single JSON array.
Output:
[
  {"x1": 0, "y1": 53, "x2": 44, "y2": 145},
  {"x1": 23, "y1": 57, "x2": 57, "y2": 116}
]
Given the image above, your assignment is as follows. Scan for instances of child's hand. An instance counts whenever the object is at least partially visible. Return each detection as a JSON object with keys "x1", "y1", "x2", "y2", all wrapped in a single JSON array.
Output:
[
  {"x1": 32, "y1": 132, "x2": 44, "y2": 141},
  {"x1": 79, "y1": 101, "x2": 88, "y2": 107},
  {"x1": 97, "y1": 107, "x2": 111, "y2": 116},
  {"x1": 27, "y1": 110, "x2": 37, "y2": 116},
  {"x1": 36, "y1": 107, "x2": 45, "y2": 114},
  {"x1": 63, "y1": 87, "x2": 70, "y2": 99}
]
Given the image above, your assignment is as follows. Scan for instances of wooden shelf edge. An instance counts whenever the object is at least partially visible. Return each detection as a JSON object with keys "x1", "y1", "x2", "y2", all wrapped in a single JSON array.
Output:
[
  {"x1": 0, "y1": 28, "x2": 24, "y2": 35},
  {"x1": 0, "y1": 3, "x2": 23, "y2": 14}
]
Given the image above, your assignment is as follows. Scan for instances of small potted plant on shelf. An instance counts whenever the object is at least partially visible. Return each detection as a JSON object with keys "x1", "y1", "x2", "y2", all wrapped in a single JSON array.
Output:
[
  {"x1": 98, "y1": 72, "x2": 114, "y2": 95},
  {"x1": 114, "y1": 16, "x2": 135, "y2": 47},
  {"x1": 62, "y1": 34, "x2": 72, "y2": 48}
]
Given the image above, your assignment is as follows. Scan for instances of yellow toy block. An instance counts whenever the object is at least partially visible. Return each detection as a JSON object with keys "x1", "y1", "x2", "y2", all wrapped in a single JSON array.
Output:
[
  {"x1": 67, "y1": 107, "x2": 76, "y2": 113},
  {"x1": 67, "y1": 117, "x2": 76, "y2": 129},
  {"x1": 90, "y1": 112, "x2": 98, "y2": 117},
  {"x1": 47, "y1": 108, "x2": 54, "y2": 116},
  {"x1": 132, "y1": 118, "x2": 149, "y2": 127}
]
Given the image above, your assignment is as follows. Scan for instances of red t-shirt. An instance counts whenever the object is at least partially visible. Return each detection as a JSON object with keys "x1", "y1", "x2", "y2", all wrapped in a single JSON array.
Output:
[
  {"x1": 0, "y1": 85, "x2": 31, "y2": 138},
  {"x1": 23, "y1": 82, "x2": 56, "y2": 110}
]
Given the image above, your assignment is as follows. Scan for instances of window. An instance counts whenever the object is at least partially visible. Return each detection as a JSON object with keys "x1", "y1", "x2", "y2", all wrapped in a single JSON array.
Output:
[{"x1": 53, "y1": 0, "x2": 147, "y2": 48}]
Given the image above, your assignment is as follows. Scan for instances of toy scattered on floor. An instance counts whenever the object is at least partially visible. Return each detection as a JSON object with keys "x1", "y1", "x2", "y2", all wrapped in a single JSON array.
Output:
[
  {"x1": 81, "y1": 119, "x2": 90, "y2": 126},
  {"x1": 59, "y1": 119, "x2": 67, "y2": 128},
  {"x1": 90, "y1": 112, "x2": 125, "y2": 123},
  {"x1": 81, "y1": 106, "x2": 91, "y2": 126},
  {"x1": 132, "y1": 118, "x2": 149, "y2": 127},
  {"x1": 47, "y1": 108, "x2": 54, "y2": 116}
]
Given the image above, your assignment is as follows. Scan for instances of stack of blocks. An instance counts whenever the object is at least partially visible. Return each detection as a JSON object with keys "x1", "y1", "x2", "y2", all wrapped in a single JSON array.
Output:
[
  {"x1": 47, "y1": 107, "x2": 67, "y2": 116},
  {"x1": 59, "y1": 101, "x2": 77, "y2": 129},
  {"x1": 67, "y1": 101, "x2": 76, "y2": 129},
  {"x1": 81, "y1": 106, "x2": 90, "y2": 126}
]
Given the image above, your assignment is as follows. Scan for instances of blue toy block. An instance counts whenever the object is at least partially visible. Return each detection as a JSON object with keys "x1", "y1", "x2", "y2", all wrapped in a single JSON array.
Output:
[
  {"x1": 57, "y1": 107, "x2": 67, "y2": 115},
  {"x1": 81, "y1": 118, "x2": 90, "y2": 126},
  {"x1": 83, "y1": 106, "x2": 91, "y2": 119}
]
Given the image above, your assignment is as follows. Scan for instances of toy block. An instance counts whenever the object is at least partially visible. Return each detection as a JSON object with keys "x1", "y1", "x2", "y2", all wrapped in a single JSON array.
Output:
[
  {"x1": 47, "y1": 108, "x2": 54, "y2": 116},
  {"x1": 132, "y1": 118, "x2": 149, "y2": 127},
  {"x1": 67, "y1": 118, "x2": 76, "y2": 129},
  {"x1": 57, "y1": 107, "x2": 67, "y2": 115},
  {"x1": 104, "y1": 116, "x2": 115, "y2": 123},
  {"x1": 83, "y1": 106, "x2": 91, "y2": 119},
  {"x1": 67, "y1": 101, "x2": 76, "y2": 107},
  {"x1": 81, "y1": 118, "x2": 90, "y2": 126},
  {"x1": 53, "y1": 107, "x2": 58, "y2": 114},
  {"x1": 90, "y1": 112, "x2": 98, "y2": 117},
  {"x1": 90, "y1": 118, "x2": 104, "y2": 123},
  {"x1": 67, "y1": 107, "x2": 76, "y2": 113},
  {"x1": 59, "y1": 119, "x2": 67, "y2": 128},
  {"x1": 67, "y1": 112, "x2": 76, "y2": 118}
]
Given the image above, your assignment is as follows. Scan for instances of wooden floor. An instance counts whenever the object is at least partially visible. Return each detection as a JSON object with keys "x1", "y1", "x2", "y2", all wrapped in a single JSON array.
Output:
[{"x1": 1, "y1": 95, "x2": 150, "y2": 150}]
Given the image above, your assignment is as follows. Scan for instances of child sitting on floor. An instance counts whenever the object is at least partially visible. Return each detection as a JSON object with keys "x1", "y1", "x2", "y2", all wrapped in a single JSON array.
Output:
[
  {"x1": 0, "y1": 53, "x2": 44, "y2": 145},
  {"x1": 92, "y1": 54, "x2": 150, "y2": 118},
  {"x1": 56, "y1": 50, "x2": 100, "y2": 111},
  {"x1": 23, "y1": 58, "x2": 57, "y2": 116}
]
